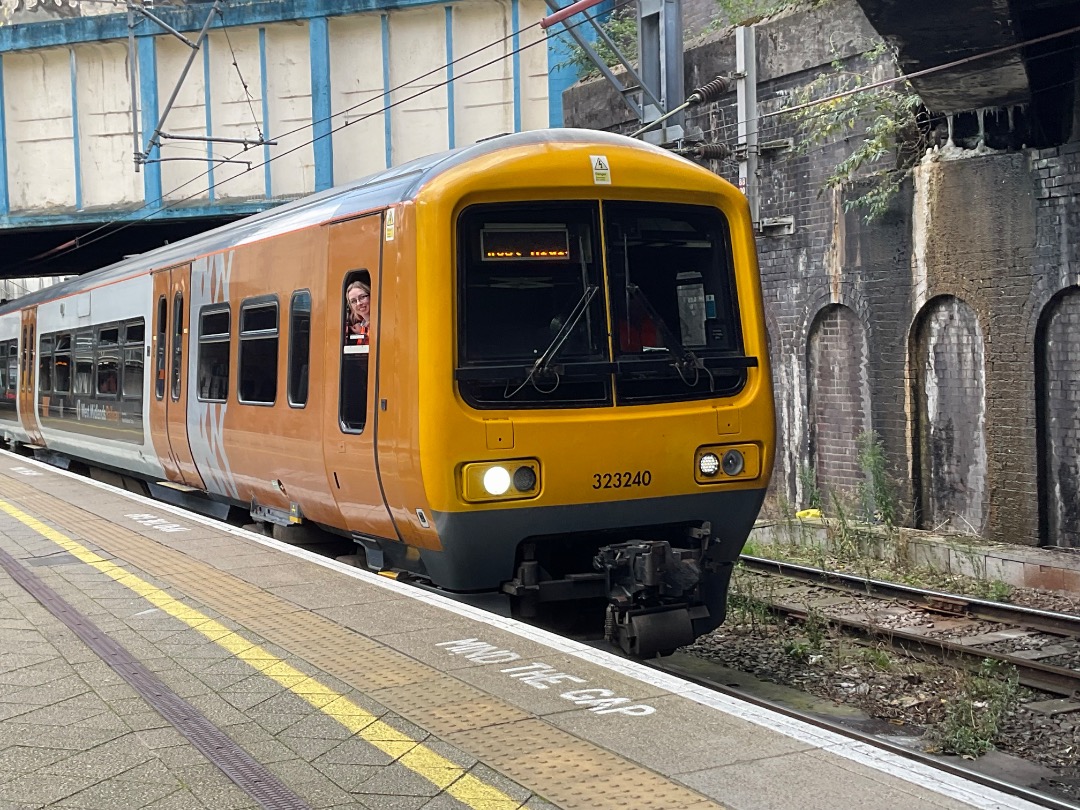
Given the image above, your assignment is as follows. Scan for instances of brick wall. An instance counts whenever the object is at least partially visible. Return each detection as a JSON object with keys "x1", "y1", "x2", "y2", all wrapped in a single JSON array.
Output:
[
  {"x1": 1040, "y1": 288, "x2": 1080, "y2": 547},
  {"x1": 807, "y1": 304, "x2": 871, "y2": 504},
  {"x1": 913, "y1": 297, "x2": 988, "y2": 535},
  {"x1": 563, "y1": 0, "x2": 1078, "y2": 547}
]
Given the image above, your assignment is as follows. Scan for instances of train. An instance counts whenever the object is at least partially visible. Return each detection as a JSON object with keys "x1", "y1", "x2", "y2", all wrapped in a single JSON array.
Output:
[{"x1": 0, "y1": 129, "x2": 774, "y2": 658}]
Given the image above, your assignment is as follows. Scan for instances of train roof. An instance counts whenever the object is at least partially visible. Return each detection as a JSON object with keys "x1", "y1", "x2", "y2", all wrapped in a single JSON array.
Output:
[{"x1": 0, "y1": 129, "x2": 676, "y2": 314}]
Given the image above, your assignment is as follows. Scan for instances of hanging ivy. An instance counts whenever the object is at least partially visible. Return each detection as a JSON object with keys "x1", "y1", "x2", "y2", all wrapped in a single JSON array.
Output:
[{"x1": 785, "y1": 42, "x2": 927, "y2": 221}]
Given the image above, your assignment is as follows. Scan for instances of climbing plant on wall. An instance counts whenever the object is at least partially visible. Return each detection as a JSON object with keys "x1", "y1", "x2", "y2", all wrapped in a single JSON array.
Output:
[{"x1": 785, "y1": 42, "x2": 927, "y2": 221}]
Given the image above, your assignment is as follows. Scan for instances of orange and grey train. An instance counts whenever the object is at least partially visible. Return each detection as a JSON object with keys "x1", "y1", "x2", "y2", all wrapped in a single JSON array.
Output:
[{"x1": 0, "y1": 129, "x2": 774, "y2": 656}]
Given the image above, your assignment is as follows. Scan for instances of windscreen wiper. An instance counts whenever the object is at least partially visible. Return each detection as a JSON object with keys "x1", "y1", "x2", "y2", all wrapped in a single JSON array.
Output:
[
  {"x1": 531, "y1": 284, "x2": 599, "y2": 378},
  {"x1": 626, "y1": 284, "x2": 700, "y2": 374}
]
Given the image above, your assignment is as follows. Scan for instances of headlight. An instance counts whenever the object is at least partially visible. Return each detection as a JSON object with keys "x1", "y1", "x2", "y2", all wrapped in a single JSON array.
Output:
[
  {"x1": 461, "y1": 459, "x2": 541, "y2": 502},
  {"x1": 695, "y1": 444, "x2": 761, "y2": 484},
  {"x1": 698, "y1": 452, "x2": 721, "y2": 477},
  {"x1": 483, "y1": 466, "x2": 511, "y2": 495}
]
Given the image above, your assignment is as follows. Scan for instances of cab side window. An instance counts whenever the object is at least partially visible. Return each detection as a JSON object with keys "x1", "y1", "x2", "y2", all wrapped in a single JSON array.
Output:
[{"x1": 340, "y1": 270, "x2": 371, "y2": 432}]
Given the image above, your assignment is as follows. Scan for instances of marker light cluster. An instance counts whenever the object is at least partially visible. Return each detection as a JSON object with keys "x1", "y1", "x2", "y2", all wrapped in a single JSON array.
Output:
[
  {"x1": 461, "y1": 459, "x2": 541, "y2": 503},
  {"x1": 694, "y1": 444, "x2": 760, "y2": 484}
]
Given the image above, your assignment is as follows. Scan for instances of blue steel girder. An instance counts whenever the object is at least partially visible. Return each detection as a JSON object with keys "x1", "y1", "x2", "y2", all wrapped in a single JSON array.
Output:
[
  {"x1": 0, "y1": 0, "x2": 549, "y2": 234},
  {"x1": 0, "y1": 0, "x2": 458, "y2": 52}
]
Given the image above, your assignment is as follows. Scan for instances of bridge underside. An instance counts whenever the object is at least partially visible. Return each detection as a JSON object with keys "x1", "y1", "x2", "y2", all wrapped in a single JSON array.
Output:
[
  {"x1": 855, "y1": 0, "x2": 1080, "y2": 145},
  {"x1": 0, "y1": 216, "x2": 239, "y2": 283}
]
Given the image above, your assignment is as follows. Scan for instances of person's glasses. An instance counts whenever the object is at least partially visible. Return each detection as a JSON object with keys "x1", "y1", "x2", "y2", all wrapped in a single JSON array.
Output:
[{"x1": 349, "y1": 294, "x2": 369, "y2": 304}]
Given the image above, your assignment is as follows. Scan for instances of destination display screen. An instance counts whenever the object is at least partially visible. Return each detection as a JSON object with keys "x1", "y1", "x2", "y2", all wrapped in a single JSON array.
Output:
[{"x1": 480, "y1": 225, "x2": 570, "y2": 261}]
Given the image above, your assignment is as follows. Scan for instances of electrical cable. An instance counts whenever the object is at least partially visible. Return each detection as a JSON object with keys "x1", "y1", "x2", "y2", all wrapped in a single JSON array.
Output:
[
  {"x1": 706, "y1": 38, "x2": 1080, "y2": 179},
  {"x1": 14, "y1": 0, "x2": 635, "y2": 273},
  {"x1": 703, "y1": 30, "x2": 1080, "y2": 147},
  {"x1": 13, "y1": 1, "x2": 1072, "y2": 273},
  {"x1": 217, "y1": 5, "x2": 265, "y2": 145}
]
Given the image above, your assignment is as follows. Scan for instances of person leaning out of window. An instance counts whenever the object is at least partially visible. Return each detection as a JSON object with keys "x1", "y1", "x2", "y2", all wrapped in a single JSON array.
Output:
[{"x1": 345, "y1": 281, "x2": 370, "y2": 346}]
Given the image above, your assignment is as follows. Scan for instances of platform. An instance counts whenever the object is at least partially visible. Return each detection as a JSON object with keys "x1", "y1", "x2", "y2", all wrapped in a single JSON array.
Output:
[{"x1": 0, "y1": 450, "x2": 1048, "y2": 810}]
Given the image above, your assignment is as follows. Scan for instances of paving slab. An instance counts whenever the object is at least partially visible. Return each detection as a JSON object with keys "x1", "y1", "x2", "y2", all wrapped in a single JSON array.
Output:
[{"x1": 0, "y1": 455, "x2": 1055, "y2": 810}]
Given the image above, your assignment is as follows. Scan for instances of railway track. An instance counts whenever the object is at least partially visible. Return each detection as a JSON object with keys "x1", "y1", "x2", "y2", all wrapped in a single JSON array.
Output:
[
  {"x1": 641, "y1": 554, "x2": 1080, "y2": 809},
  {"x1": 38, "y1": 463, "x2": 1080, "y2": 807},
  {"x1": 736, "y1": 555, "x2": 1080, "y2": 698},
  {"x1": 647, "y1": 652, "x2": 1079, "y2": 810}
]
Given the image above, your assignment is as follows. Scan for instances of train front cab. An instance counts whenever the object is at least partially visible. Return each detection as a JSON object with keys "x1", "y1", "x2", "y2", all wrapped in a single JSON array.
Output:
[{"x1": 405, "y1": 142, "x2": 775, "y2": 658}]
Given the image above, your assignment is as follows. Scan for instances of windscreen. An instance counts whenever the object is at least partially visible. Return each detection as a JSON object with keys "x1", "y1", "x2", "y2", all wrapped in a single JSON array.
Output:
[
  {"x1": 456, "y1": 200, "x2": 747, "y2": 408},
  {"x1": 457, "y1": 202, "x2": 610, "y2": 407},
  {"x1": 604, "y1": 201, "x2": 746, "y2": 402}
]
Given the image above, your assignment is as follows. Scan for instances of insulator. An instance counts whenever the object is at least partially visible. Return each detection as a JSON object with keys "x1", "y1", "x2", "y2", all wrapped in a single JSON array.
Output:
[
  {"x1": 683, "y1": 143, "x2": 731, "y2": 161},
  {"x1": 687, "y1": 76, "x2": 733, "y2": 106}
]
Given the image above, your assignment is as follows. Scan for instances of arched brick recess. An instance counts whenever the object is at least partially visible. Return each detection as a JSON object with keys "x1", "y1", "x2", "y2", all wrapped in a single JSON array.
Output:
[
  {"x1": 912, "y1": 296, "x2": 988, "y2": 534},
  {"x1": 1037, "y1": 286, "x2": 1080, "y2": 547},
  {"x1": 807, "y1": 304, "x2": 871, "y2": 505}
]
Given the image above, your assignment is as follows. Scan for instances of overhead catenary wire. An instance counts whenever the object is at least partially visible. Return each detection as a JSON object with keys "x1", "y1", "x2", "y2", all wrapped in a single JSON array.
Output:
[
  {"x1": 217, "y1": 9, "x2": 266, "y2": 146},
  {"x1": 702, "y1": 22, "x2": 1080, "y2": 149},
  {"x1": 695, "y1": 35, "x2": 1080, "y2": 185},
  {"x1": 16, "y1": 0, "x2": 632, "y2": 272},
  {"x1": 17, "y1": 2, "x2": 1076, "y2": 273}
]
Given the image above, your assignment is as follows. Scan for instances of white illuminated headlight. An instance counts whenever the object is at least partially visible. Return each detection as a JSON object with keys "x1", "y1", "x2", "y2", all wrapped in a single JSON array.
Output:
[
  {"x1": 482, "y1": 466, "x2": 512, "y2": 495},
  {"x1": 698, "y1": 452, "x2": 721, "y2": 477},
  {"x1": 722, "y1": 449, "x2": 745, "y2": 476}
]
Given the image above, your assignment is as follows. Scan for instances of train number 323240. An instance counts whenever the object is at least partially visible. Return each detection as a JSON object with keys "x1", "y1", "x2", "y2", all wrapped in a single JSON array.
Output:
[{"x1": 592, "y1": 471, "x2": 652, "y2": 489}]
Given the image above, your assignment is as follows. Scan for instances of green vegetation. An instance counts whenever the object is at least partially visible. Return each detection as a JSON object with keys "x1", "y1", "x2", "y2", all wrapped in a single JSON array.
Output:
[
  {"x1": 931, "y1": 659, "x2": 1020, "y2": 759},
  {"x1": 860, "y1": 646, "x2": 893, "y2": 672},
  {"x1": 755, "y1": 430, "x2": 1024, "y2": 603},
  {"x1": 857, "y1": 430, "x2": 897, "y2": 528},
  {"x1": 710, "y1": 0, "x2": 829, "y2": 29},
  {"x1": 726, "y1": 569, "x2": 777, "y2": 632},
  {"x1": 799, "y1": 464, "x2": 822, "y2": 512},
  {"x1": 553, "y1": 6, "x2": 637, "y2": 78},
  {"x1": 785, "y1": 42, "x2": 926, "y2": 221}
]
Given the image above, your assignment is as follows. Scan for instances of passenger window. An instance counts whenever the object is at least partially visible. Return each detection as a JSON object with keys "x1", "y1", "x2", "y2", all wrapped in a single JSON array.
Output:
[
  {"x1": 340, "y1": 270, "x2": 371, "y2": 432},
  {"x1": 123, "y1": 320, "x2": 145, "y2": 399},
  {"x1": 97, "y1": 326, "x2": 120, "y2": 398},
  {"x1": 155, "y1": 296, "x2": 167, "y2": 400},
  {"x1": 288, "y1": 291, "x2": 311, "y2": 408},
  {"x1": 54, "y1": 335, "x2": 71, "y2": 393},
  {"x1": 238, "y1": 299, "x2": 278, "y2": 406},
  {"x1": 73, "y1": 330, "x2": 93, "y2": 395},
  {"x1": 8, "y1": 343, "x2": 17, "y2": 396},
  {"x1": 38, "y1": 335, "x2": 53, "y2": 393},
  {"x1": 197, "y1": 306, "x2": 230, "y2": 402},
  {"x1": 171, "y1": 293, "x2": 183, "y2": 401}
]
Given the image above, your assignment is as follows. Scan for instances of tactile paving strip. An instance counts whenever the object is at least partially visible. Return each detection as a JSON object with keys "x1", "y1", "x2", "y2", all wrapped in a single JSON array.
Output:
[
  {"x1": 369, "y1": 677, "x2": 534, "y2": 734},
  {"x1": 1, "y1": 480, "x2": 725, "y2": 809},
  {"x1": 0, "y1": 541, "x2": 311, "y2": 810},
  {"x1": 447, "y1": 720, "x2": 719, "y2": 810}
]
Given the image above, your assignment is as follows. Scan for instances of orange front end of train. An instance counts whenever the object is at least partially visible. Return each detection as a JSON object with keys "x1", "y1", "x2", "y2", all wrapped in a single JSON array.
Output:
[{"x1": 0, "y1": 130, "x2": 774, "y2": 659}]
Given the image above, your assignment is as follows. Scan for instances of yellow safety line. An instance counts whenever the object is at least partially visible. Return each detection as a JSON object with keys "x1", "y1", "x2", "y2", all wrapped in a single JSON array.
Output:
[{"x1": 0, "y1": 500, "x2": 521, "y2": 810}]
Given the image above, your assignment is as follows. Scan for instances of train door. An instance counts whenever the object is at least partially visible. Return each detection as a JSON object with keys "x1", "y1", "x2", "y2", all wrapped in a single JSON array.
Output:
[
  {"x1": 149, "y1": 265, "x2": 206, "y2": 489},
  {"x1": 17, "y1": 307, "x2": 44, "y2": 446},
  {"x1": 322, "y1": 213, "x2": 399, "y2": 542}
]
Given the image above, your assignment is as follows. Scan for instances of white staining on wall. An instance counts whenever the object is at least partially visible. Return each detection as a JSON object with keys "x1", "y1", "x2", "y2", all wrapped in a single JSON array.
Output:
[{"x1": 914, "y1": 295, "x2": 987, "y2": 536}]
